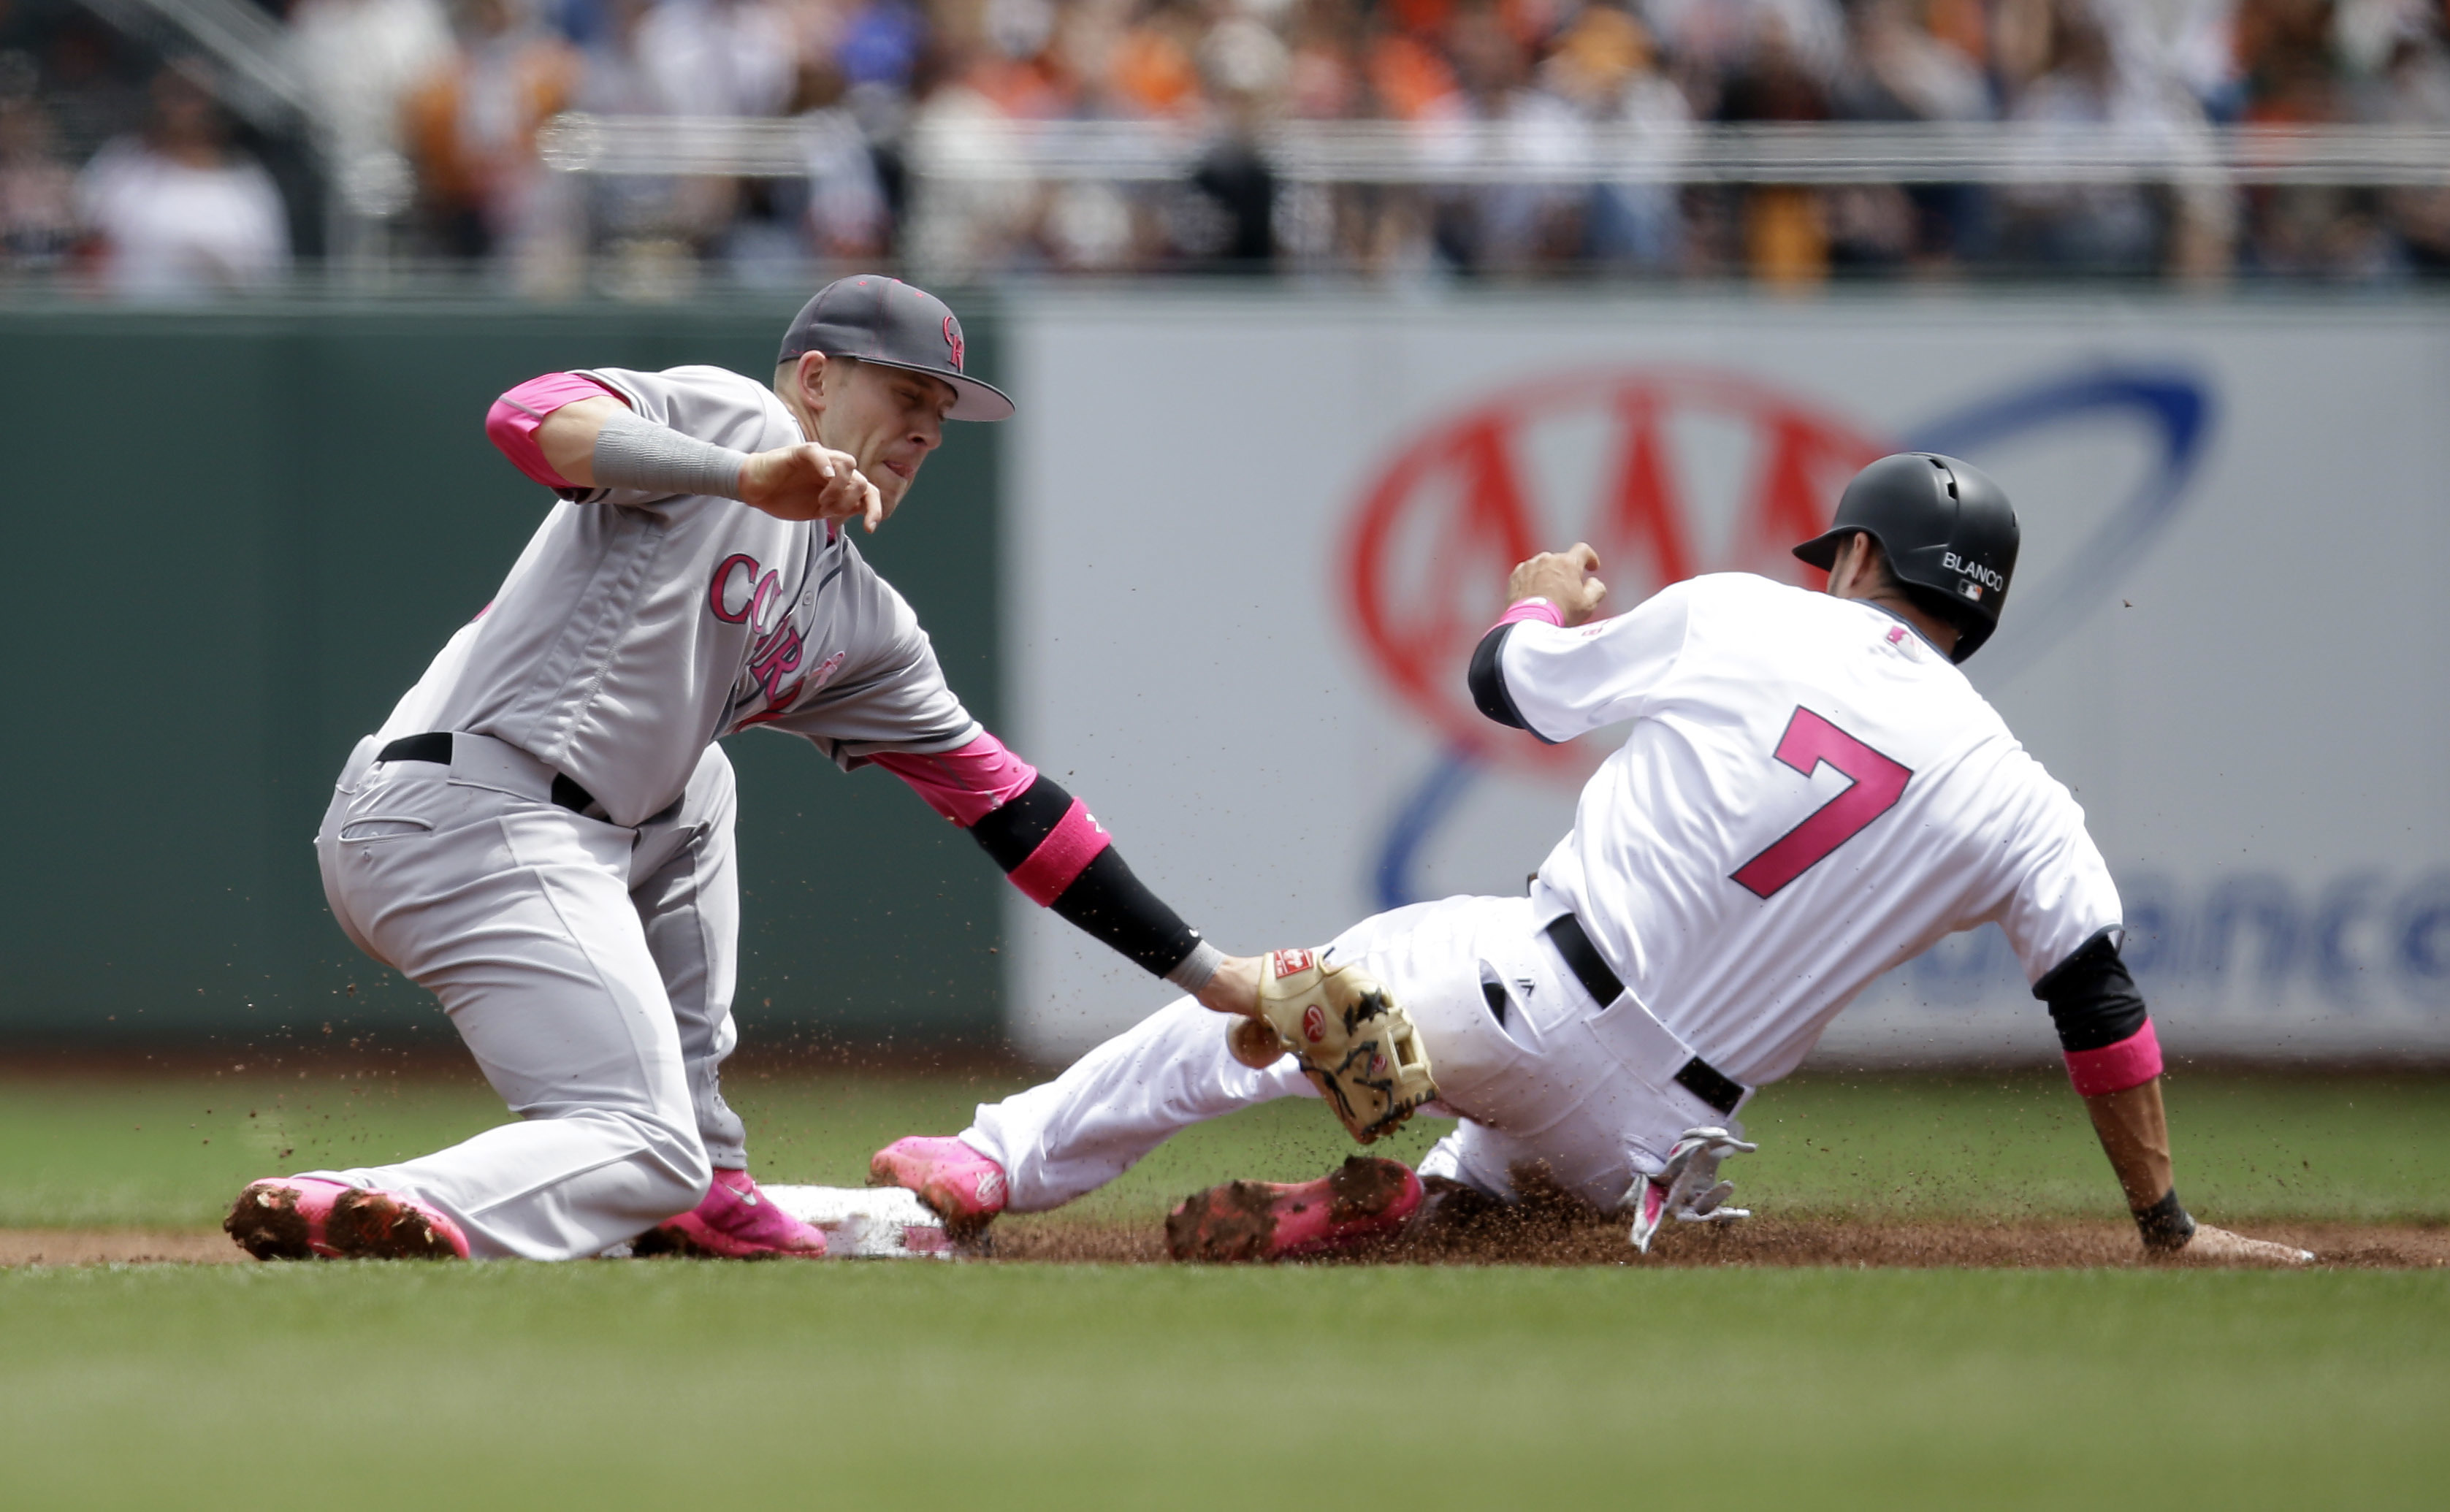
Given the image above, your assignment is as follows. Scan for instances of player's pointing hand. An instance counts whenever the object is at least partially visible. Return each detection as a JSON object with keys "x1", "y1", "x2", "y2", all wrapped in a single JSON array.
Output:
[
  {"x1": 739, "y1": 442, "x2": 888, "y2": 531},
  {"x1": 1507, "y1": 543, "x2": 1609, "y2": 627}
]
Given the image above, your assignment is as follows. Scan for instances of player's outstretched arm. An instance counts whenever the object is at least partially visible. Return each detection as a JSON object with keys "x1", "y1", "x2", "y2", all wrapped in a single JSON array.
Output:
[
  {"x1": 2043, "y1": 936, "x2": 2313, "y2": 1266},
  {"x1": 2080, "y1": 1079, "x2": 2311, "y2": 1266},
  {"x1": 866, "y1": 733, "x2": 1261, "y2": 1016},
  {"x1": 874, "y1": 736, "x2": 1434, "y2": 1140}
]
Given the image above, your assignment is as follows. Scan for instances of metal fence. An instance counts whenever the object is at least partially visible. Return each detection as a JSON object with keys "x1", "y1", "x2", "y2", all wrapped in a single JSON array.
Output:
[
  {"x1": 541, "y1": 115, "x2": 2450, "y2": 191},
  {"x1": 522, "y1": 113, "x2": 2450, "y2": 288}
]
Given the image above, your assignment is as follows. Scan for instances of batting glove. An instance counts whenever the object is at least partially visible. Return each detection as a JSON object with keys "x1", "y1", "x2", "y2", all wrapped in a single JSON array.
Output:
[{"x1": 1624, "y1": 1126, "x2": 1759, "y2": 1254}]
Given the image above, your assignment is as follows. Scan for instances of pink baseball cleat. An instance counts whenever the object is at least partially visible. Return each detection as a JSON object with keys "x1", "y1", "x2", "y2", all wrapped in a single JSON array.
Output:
[
  {"x1": 1165, "y1": 1157, "x2": 1424, "y2": 1263},
  {"x1": 868, "y1": 1136, "x2": 1007, "y2": 1241},
  {"x1": 638, "y1": 1169, "x2": 830, "y2": 1259},
  {"x1": 224, "y1": 1177, "x2": 470, "y2": 1261}
]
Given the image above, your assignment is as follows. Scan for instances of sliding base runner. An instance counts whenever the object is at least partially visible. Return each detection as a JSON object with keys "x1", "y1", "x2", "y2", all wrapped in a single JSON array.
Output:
[{"x1": 875, "y1": 454, "x2": 2315, "y2": 1268}]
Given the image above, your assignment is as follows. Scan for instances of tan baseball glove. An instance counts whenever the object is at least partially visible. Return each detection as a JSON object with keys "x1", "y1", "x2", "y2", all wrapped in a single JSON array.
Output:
[{"x1": 1241, "y1": 947, "x2": 1438, "y2": 1144}]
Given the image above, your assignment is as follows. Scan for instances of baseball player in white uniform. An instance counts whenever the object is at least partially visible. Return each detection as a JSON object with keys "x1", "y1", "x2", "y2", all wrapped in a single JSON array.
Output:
[
  {"x1": 874, "y1": 454, "x2": 2312, "y2": 1266},
  {"x1": 224, "y1": 275, "x2": 1270, "y2": 1262}
]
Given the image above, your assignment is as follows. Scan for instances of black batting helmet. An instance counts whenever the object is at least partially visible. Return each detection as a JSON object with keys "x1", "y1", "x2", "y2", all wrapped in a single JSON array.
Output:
[{"x1": 1793, "y1": 452, "x2": 2019, "y2": 663}]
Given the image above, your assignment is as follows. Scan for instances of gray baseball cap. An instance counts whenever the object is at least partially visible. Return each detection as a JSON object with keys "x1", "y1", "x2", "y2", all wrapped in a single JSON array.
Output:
[{"x1": 776, "y1": 275, "x2": 1014, "y2": 421}]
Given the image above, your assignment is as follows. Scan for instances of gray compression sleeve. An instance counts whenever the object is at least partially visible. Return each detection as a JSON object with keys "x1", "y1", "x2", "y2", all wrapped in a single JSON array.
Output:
[{"x1": 589, "y1": 408, "x2": 749, "y2": 500}]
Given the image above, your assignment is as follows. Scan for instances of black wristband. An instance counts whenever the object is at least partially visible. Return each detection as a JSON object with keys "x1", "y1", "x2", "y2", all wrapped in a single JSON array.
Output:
[
  {"x1": 2134, "y1": 1188, "x2": 2197, "y2": 1252},
  {"x1": 1047, "y1": 847, "x2": 1202, "y2": 978}
]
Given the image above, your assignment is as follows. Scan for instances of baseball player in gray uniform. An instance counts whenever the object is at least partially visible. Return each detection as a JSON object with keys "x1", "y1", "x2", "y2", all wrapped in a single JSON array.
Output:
[
  {"x1": 874, "y1": 454, "x2": 2315, "y2": 1267},
  {"x1": 224, "y1": 275, "x2": 1265, "y2": 1262}
]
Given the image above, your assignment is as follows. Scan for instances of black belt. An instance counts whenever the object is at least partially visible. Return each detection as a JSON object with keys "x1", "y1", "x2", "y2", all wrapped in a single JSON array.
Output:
[
  {"x1": 1541, "y1": 913, "x2": 1747, "y2": 1118},
  {"x1": 375, "y1": 732, "x2": 599, "y2": 815}
]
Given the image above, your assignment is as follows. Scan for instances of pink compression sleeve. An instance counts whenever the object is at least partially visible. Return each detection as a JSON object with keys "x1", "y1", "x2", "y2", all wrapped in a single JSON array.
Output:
[
  {"x1": 869, "y1": 733, "x2": 1040, "y2": 827},
  {"x1": 2064, "y1": 1020, "x2": 2164, "y2": 1098},
  {"x1": 484, "y1": 373, "x2": 626, "y2": 490}
]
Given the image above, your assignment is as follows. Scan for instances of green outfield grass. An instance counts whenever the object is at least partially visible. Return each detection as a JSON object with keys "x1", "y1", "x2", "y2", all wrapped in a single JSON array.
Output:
[
  {"x1": 3, "y1": 1064, "x2": 2446, "y2": 1230},
  {"x1": 1, "y1": 1261, "x2": 2443, "y2": 1509}
]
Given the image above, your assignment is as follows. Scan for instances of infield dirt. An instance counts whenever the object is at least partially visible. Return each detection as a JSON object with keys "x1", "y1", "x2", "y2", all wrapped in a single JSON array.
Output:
[
  {"x1": 9, "y1": 1064, "x2": 2449, "y2": 1273},
  {"x1": 8, "y1": 1215, "x2": 2443, "y2": 1268}
]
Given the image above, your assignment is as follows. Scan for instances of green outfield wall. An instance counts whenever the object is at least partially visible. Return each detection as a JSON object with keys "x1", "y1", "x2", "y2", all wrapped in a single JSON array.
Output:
[{"x1": 0, "y1": 299, "x2": 1007, "y2": 1047}]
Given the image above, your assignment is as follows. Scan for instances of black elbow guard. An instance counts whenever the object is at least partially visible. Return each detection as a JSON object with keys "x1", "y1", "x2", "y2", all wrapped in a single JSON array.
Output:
[
  {"x1": 966, "y1": 774, "x2": 1075, "y2": 871},
  {"x1": 2034, "y1": 929, "x2": 2148, "y2": 1053},
  {"x1": 1468, "y1": 623, "x2": 1554, "y2": 741}
]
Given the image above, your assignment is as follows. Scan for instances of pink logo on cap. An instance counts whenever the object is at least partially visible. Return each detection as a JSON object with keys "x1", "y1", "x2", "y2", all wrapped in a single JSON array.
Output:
[{"x1": 943, "y1": 316, "x2": 964, "y2": 371}]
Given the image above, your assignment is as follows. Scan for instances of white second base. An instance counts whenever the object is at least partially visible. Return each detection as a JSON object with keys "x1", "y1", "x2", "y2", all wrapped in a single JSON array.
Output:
[{"x1": 760, "y1": 1184, "x2": 952, "y2": 1259}]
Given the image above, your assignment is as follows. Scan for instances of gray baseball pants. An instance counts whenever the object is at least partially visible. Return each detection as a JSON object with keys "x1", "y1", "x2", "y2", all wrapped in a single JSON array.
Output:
[{"x1": 305, "y1": 732, "x2": 745, "y2": 1260}]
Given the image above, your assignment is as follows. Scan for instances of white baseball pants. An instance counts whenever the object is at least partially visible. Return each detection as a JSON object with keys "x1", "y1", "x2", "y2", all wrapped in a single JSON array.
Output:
[
  {"x1": 964, "y1": 893, "x2": 1747, "y2": 1214},
  {"x1": 305, "y1": 732, "x2": 745, "y2": 1260}
]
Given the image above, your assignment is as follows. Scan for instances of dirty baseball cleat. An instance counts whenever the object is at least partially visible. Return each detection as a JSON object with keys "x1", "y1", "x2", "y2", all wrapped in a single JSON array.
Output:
[
  {"x1": 1166, "y1": 1156, "x2": 1424, "y2": 1263},
  {"x1": 636, "y1": 1169, "x2": 830, "y2": 1259},
  {"x1": 224, "y1": 1177, "x2": 470, "y2": 1261},
  {"x1": 869, "y1": 1136, "x2": 1007, "y2": 1241}
]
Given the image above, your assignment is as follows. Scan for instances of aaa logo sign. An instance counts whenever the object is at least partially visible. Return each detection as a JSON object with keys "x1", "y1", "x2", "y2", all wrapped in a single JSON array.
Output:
[{"x1": 1345, "y1": 367, "x2": 1883, "y2": 770}]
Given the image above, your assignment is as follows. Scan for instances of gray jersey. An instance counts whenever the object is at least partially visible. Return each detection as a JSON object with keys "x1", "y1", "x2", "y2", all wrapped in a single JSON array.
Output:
[{"x1": 375, "y1": 363, "x2": 977, "y2": 826}]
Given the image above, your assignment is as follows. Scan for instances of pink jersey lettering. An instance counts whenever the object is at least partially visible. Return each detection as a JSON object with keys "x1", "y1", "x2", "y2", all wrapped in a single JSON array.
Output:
[
  {"x1": 708, "y1": 554, "x2": 760, "y2": 623},
  {"x1": 747, "y1": 621, "x2": 806, "y2": 707}
]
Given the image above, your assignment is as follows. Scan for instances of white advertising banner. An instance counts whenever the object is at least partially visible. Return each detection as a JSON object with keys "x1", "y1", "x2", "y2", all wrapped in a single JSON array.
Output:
[{"x1": 1002, "y1": 291, "x2": 2450, "y2": 1064}]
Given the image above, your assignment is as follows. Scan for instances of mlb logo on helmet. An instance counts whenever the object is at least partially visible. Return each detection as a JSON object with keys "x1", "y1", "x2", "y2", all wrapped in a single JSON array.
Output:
[
  {"x1": 1940, "y1": 549, "x2": 2005, "y2": 601},
  {"x1": 942, "y1": 316, "x2": 964, "y2": 371}
]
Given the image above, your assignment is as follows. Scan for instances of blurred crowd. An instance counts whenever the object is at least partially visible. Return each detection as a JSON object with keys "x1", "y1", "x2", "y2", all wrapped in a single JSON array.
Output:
[{"x1": 1, "y1": 0, "x2": 2446, "y2": 295}]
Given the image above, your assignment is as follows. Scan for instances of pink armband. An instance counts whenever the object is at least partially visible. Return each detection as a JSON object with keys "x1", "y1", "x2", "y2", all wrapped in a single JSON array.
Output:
[
  {"x1": 869, "y1": 733, "x2": 1039, "y2": 827},
  {"x1": 1007, "y1": 799, "x2": 1111, "y2": 905},
  {"x1": 2064, "y1": 1019, "x2": 2164, "y2": 1097},
  {"x1": 875, "y1": 732, "x2": 1113, "y2": 905},
  {"x1": 1494, "y1": 598, "x2": 1565, "y2": 630},
  {"x1": 484, "y1": 373, "x2": 625, "y2": 490}
]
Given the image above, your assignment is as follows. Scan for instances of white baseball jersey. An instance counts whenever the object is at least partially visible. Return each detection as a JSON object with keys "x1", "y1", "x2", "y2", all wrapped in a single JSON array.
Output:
[
  {"x1": 375, "y1": 364, "x2": 977, "y2": 827},
  {"x1": 1497, "y1": 573, "x2": 2121, "y2": 1085}
]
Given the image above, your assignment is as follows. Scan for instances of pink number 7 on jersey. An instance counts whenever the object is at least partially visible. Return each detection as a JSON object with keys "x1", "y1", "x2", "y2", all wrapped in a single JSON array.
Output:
[{"x1": 1730, "y1": 706, "x2": 1913, "y2": 899}]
